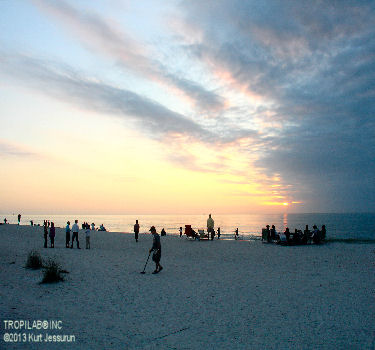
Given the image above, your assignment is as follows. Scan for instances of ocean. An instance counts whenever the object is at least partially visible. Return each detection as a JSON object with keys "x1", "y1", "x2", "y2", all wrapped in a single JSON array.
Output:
[{"x1": 2, "y1": 213, "x2": 374, "y2": 240}]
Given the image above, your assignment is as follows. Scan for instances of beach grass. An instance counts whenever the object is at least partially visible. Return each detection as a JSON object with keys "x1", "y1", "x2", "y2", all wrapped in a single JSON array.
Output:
[
  {"x1": 25, "y1": 250, "x2": 43, "y2": 269},
  {"x1": 41, "y1": 258, "x2": 65, "y2": 283}
]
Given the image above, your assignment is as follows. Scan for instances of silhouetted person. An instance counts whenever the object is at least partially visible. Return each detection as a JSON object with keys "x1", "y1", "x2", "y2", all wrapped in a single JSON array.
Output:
[
  {"x1": 235, "y1": 228, "x2": 239, "y2": 240},
  {"x1": 65, "y1": 221, "x2": 71, "y2": 248},
  {"x1": 312, "y1": 225, "x2": 321, "y2": 244},
  {"x1": 134, "y1": 220, "x2": 140, "y2": 242},
  {"x1": 91, "y1": 222, "x2": 95, "y2": 230},
  {"x1": 161, "y1": 228, "x2": 166, "y2": 236},
  {"x1": 266, "y1": 225, "x2": 271, "y2": 243},
  {"x1": 207, "y1": 214, "x2": 214, "y2": 240},
  {"x1": 271, "y1": 225, "x2": 276, "y2": 240},
  {"x1": 149, "y1": 226, "x2": 163, "y2": 274},
  {"x1": 217, "y1": 227, "x2": 221, "y2": 239},
  {"x1": 284, "y1": 227, "x2": 290, "y2": 243},
  {"x1": 179, "y1": 227, "x2": 183, "y2": 237},
  {"x1": 4, "y1": 218, "x2": 7, "y2": 224},
  {"x1": 49, "y1": 222, "x2": 55, "y2": 248},
  {"x1": 85, "y1": 226, "x2": 90, "y2": 249},
  {"x1": 43, "y1": 221, "x2": 48, "y2": 248},
  {"x1": 18, "y1": 214, "x2": 21, "y2": 225},
  {"x1": 71, "y1": 220, "x2": 80, "y2": 249},
  {"x1": 321, "y1": 225, "x2": 326, "y2": 240}
]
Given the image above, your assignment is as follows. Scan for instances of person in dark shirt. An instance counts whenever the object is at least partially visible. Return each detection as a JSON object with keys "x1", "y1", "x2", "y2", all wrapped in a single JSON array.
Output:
[
  {"x1": 134, "y1": 220, "x2": 140, "y2": 242},
  {"x1": 43, "y1": 221, "x2": 48, "y2": 248},
  {"x1": 49, "y1": 222, "x2": 56, "y2": 248},
  {"x1": 149, "y1": 226, "x2": 163, "y2": 274}
]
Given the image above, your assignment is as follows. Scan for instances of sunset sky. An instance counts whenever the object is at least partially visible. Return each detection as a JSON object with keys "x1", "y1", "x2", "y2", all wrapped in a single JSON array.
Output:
[{"x1": 1, "y1": 0, "x2": 374, "y2": 214}]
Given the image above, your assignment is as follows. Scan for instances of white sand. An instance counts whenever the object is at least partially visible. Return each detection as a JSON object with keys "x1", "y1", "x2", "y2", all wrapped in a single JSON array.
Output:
[{"x1": 0, "y1": 224, "x2": 374, "y2": 349}]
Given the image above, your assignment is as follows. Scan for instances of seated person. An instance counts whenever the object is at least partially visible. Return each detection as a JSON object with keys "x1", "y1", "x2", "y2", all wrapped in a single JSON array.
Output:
[
  {"x1": 277, "y1": 231, "x2": 287, "y2": 244},
  {"x1": 312, "y1": 225, "x2": 321, "y2": 244}
]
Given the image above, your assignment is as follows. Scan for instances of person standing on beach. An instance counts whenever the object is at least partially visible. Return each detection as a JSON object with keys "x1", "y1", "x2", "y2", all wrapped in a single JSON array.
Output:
[
  {"x1": 149, "y1": 226, "x2": 163, "y2": 274},
  {"x1": 43, "y1": 221, "x2": 48, "y2": 248},
  {"x1": 4, "y1": 218, "x2": 7, "y2": 224},
  {"x1": 266, "y1": 225, "x2": 271, "y2": 243},
  {"x1": 71, "y1": 220, "x2": 80, "y2": 249},
  {"x1": 91, "y1": 223, "x2": 95, "y2": 231},
  {"x1": 49, "y1": 222, "x2": 55, "y2": 248},
  {"x1": 235, "y1": 228, "x2": 239, "y2": 240},
  {"x1": 321, "y1": 225, "x2": 326, "y2": 240},
  {"x1": 65, "y1": 221, "x2": 71, "y2": 248},
  {"x1": 217, "y1": 227, "x2": 221, "y2": 239},
  {"x1": 18, "y1": 214, "x2": 21, "y2": 225},
  {"x1": 85, "y1": 226, "x2": 91, "y2": 249},
  {"x1": 134, "y1": 220, "x2": 140, "y2": 242},
  {"x1": 207, "y1": 214, "x2": 214, "y2": 240},
  {"x1": 179, "y1": 227, "x2": 183, "y2": 237}
]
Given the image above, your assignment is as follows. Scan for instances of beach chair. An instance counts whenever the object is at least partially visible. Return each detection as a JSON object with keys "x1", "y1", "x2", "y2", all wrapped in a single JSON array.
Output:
[{"x1": 185, "y1": 225, "x2": 196, "y2": 240}]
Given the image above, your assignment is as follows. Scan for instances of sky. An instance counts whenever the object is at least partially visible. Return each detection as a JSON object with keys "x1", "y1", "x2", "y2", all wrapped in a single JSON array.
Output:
[{"x1": 0, "y1": 0, "x2": 374, "y2": 214}]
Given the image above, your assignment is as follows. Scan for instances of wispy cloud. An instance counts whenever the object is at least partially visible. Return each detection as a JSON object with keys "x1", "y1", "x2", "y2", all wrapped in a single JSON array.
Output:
[
  {"x1": 0, "y1": 140, "x2": 39, "y2": 158},
  {"x1": 0, "y1": 53, "x2": 210, "y2": 141},
  {"x1": 31, "y1": 0, "x2": 225, "y2": 112}
]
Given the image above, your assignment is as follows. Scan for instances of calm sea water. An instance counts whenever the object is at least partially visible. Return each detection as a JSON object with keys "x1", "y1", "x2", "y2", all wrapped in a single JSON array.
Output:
[{"x1": 2, "y1": 213, "x2": 374, "y2": 240}]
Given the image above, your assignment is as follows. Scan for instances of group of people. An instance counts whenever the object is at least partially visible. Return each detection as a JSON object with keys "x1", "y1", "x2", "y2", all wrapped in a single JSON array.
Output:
[
  {"x1": 42, "y1": 219, "x2": 91, "y2": 249},
  {"x1": 262, "y1": 224, "x2": 326, "y2": 245}
]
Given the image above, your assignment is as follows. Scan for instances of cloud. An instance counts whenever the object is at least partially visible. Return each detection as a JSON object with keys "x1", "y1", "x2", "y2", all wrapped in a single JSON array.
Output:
[
  {"x1": 31, "y1": 0, "x2": 225, "y2": 112},
  {"x1": 175, "y1": 0, "x2": 375, "y2": 210},
  {"x1": 0, "y1": 140, "x2": 39, "y2": 158},
  {"x1": 0, "y1": 53, "x2": 210, "y2": 141}
]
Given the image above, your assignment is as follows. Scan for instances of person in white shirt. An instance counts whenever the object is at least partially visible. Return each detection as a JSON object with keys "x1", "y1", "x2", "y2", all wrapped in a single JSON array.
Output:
[
  {"x1": 71, "y1": 219, "x2": 80, "y2": 249},
  {"x1": 85, "y1": 228, "x2": 90, "y2": 249}
]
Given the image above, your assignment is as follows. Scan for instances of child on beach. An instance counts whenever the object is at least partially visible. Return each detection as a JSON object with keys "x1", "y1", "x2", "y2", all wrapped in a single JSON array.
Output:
[{"x1": 85, "y1": 227, "x2": 90, "y2": 249}]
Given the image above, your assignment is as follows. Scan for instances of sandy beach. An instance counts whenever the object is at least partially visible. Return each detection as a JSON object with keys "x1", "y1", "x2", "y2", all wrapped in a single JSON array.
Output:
[{"x1": 0, "y1": 223, "x2": 374, "y2": 349}]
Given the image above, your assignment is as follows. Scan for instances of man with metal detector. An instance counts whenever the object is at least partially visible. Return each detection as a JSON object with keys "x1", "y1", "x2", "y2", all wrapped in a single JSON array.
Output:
[{"x1": 149, "y1": 226, "x2": 163, "y2": 274}]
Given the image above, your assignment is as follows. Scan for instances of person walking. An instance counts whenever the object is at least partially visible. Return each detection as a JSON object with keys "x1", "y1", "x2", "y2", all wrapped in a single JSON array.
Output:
[
  {"x1": 71, "y1": 219, "x2": 80, "y2": 249},
  {"x1": 49, "y1": 222, "x2": 55, "y2": 248},
  {"x1": 207, "y1": 214, "x2": 215, "y2": 240},
  {"x1": 149, "y1": 226, "x2": 163, "y2": 274},
  {"x1": 65, "y1": 221, "x2": 71, "y2": 248},
  {"x1": 134, "y1": 220, "x2": 140, "y2": 242},
  {"x1": 43, "y1": 221, "x2": 48, "y2": 248}
]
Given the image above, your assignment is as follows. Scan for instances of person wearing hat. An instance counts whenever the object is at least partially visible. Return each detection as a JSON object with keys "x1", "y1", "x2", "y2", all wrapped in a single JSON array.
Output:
[{"x1": 149, "y1": 226, "x2": 163, "y2": 274}]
